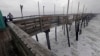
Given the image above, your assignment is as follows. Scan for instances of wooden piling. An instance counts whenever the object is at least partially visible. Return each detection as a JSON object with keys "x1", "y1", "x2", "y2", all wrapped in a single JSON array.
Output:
[
  {"x1": 75, "y1": 2, "x2": 80, "y2": 41},
  {"x1": 63, "y1": 24, "x2": 66, "y2": 35},
  {"x1": 36, "y1": 34, "x2": 39, "y2": 42},
  {"x1": 55, "y1": 26, "x2": 57, "y2": 41},
  {"x1": 54, "y1": 4, "x2": 58, "y2": 42},
  {"x1": 44, "y1": 29, "x2": 51, "y2": 50},
  {"x1": 66, "y1": 0, "x2": 70, "y2": 47},
  {"x1": 79, "y1": 5, "x2": 85, "y2": 34}
]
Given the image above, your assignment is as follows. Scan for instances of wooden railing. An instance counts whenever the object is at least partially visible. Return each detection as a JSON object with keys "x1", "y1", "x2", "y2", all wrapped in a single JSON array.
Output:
[{"x1": 7, "y1": 22, "x2": 56, "y2": 56}]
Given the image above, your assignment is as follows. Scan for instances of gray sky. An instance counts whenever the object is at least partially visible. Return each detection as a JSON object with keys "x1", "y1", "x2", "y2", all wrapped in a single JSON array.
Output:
[{"x1": 0, "y1": 0, "x2": 100, "y2": 17}]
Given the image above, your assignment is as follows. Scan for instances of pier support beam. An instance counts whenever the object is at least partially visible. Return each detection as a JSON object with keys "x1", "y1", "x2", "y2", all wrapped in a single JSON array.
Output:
[
  {"x1": 44, "y1": 29, "x2": 51, "y2": 50},
  {"x1": 55, "y1": 26, "x2": 57, "y2": 42},
  {"x1": 63, "y1": 24, "x2": 66, "y2": 35},
  {"x1": 35, "y1": 34, "x2": 39, "y2": 42},
  {"x1": 66, "y1": 24, "x2": 70, "y2": 47},
  {"x1": 75, "y1": 21, "x2": 79, "y2": 41}
]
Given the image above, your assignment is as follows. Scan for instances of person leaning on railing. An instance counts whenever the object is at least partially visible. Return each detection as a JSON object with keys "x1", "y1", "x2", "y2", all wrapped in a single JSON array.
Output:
[{"x1": 7, "y1": 13, "x2": 13, "y2": 21}]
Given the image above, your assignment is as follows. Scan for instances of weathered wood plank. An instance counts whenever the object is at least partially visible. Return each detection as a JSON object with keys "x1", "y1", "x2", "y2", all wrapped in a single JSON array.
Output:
[{"x1": 7, "y1": 22, "x2": 56, "y2": 56}]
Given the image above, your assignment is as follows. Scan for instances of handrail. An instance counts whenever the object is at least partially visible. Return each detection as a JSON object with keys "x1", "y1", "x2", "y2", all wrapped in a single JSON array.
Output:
[{"x1": 7, "y1": 22, "x2": 56, "y2": 56}]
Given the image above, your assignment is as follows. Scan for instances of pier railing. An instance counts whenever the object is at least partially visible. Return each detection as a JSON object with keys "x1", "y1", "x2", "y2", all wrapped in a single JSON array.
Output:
[{"x1": 7, "y1": 22, "x2": 56, "y2": 56}]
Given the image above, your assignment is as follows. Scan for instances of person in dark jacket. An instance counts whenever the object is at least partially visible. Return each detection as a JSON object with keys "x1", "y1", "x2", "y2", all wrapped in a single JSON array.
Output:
[{"x1": 7, "y1": 13, "x2": 13, "y2": 21}]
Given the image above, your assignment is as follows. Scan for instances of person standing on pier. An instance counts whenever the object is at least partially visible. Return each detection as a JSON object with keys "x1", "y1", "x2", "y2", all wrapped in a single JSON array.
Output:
[{"x1": 7, "y1": 13, "x2": 13, "y2": 21}]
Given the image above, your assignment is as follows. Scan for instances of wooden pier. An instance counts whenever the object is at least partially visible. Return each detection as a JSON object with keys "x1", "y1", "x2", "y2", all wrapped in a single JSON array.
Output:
[{"x1": 0, "y1": 13, "x2": 96, "y2": 56}]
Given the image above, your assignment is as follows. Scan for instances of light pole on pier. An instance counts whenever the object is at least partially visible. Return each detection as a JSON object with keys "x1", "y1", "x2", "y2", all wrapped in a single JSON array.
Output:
[
  {"x1": 20, "y1": 4, "x2": 23, "y2": 18},
  {"x1": 43, "y1": 6, "x2": 45, "y2": 15}
]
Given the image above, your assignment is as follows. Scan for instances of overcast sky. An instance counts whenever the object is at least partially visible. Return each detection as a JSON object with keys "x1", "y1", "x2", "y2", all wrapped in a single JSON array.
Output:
[{"x1": 0, "y1": 0, "x2": 100, "y2": 17}]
